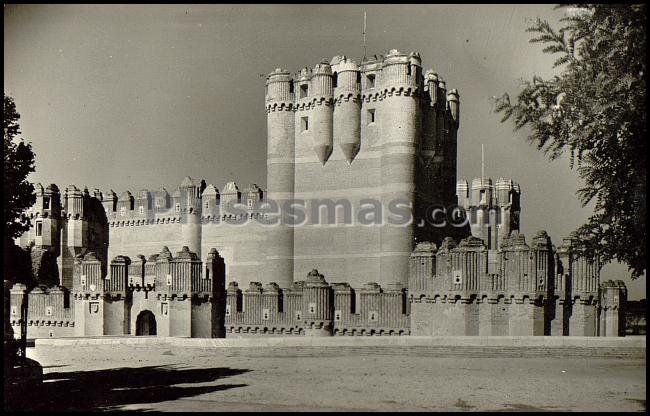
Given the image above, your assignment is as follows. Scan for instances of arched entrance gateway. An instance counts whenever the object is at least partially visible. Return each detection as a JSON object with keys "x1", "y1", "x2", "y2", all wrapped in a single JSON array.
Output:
[{"x1": 135, "y1": 310, "x2": 157, "y2": 336}]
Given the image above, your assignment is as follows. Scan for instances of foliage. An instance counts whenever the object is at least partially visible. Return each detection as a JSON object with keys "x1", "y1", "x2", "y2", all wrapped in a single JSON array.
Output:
[
  {"x1": 3, "y1": 94, "x2": 36, "y2": 241},
  {"x1": 494, "y1": 4, "x2": 646, "y2": 278}
]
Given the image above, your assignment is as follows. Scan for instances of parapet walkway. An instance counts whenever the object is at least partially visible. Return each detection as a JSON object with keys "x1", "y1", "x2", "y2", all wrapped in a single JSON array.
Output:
[{"x1": 34, "y1": 335, "x2": 646, "y2": 359}]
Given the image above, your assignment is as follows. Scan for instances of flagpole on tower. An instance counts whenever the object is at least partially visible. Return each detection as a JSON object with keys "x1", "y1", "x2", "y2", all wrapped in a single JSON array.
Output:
[{"x1": 362, "y1": 10, "x2": 367, "y2": 61}]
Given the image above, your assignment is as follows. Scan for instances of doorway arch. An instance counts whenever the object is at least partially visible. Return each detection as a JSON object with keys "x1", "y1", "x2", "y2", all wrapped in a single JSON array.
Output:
[{"x1": 135, "y1": 310, "x2": 157, "y2": 336}]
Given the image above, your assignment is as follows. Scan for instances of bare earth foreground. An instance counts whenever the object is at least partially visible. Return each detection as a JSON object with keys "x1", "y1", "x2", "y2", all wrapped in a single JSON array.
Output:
[{"x1": 23, "y1": 341, "x2": 645, "y2": 412}]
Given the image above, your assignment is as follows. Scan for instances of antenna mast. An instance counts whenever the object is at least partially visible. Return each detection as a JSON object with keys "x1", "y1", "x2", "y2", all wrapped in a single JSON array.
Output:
[
  {"x1": 362, "y1": 10, "x2": 367, "y2": 60},
  {"x1": 481, "y1": 143, "x2": 485, "y2": 185}
]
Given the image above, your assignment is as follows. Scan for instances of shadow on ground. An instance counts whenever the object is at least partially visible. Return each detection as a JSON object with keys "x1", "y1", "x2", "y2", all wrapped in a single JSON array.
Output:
[{"x1": 7, "y1": 365, "x2": 250, "y2": 412}]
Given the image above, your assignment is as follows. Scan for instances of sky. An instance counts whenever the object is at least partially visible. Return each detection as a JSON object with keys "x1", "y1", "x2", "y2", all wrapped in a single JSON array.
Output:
[{"x1": 4, "y1": 4, "x2": 645, "y2": 298}]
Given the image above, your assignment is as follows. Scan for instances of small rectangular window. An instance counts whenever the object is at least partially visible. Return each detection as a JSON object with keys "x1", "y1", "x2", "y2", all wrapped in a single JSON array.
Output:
[
  {"x1": 332, "y1": 72, "x2": 338, "y2": 88},
  {"x1": 289, "y1": 82, "x2": 294, "y2": 94},
  {"x1": 300, "y1": 84, "x2": 308, "y2": 98},
  {"x1": 43, "y1": 197, "x2": 50, "y2": 209},
  {"x1": 367, "y1": 74, "x2": 375, "y2": 89},
  {"x1": 368, "y1": 109, "x2": 376, "y2": 124},
  {"x1": 301, "y1": 116, "x2": 309, "y2": 132},
  {"x1": 35, "y1": 221, "x2": 43, "y2": 236}
]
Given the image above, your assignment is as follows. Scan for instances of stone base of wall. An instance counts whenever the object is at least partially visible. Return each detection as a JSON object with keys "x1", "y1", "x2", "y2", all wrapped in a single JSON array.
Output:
[
  {"x1": 411, "y1": 299, "x2": 546, "y2": 336},
  {"x1": 11, "y1": 322, "x2": 75, "y2": 339}
]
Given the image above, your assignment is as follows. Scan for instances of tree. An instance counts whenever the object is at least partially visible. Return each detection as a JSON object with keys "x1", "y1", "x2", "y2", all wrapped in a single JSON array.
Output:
[
  {"x1": 494, "y1": 4, "x2": 646, "y2": 278},
  {"x1": 3, "y1": 94, "x2": 36, "y2": 241},
  {"x1": 4, "y1": 94, "x2": 38, "y2": 391}
]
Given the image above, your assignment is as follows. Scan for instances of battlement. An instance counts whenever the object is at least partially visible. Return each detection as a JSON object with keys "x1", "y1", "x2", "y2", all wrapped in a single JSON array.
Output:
[
  {"x1": 408, "y1": 231, "x2": 622, "y2": 337},
  {"x1": 70, "y1": 246, "x2": 224, "y2": 299},
  {"x1": 455, "y1": 176, "x2": 522, "y2": 250},
  {"x1": 9, "y1": 284, "x2": 74, "y2": 334},
  {"x1": 265, "y1": 49, "x2": 459, "y2": 166},
  {"x1": 266, "y1": 49, "x2": 430, "y2": 102},
  {"x1": 456, "y1": 176, "x2": 521, "y2": 209},
  {"x1": 225, "y1": 269, "x2": 410, "y2": 336},
  {"x1": 24, "y1": 177, "x2": 268, "y2": 228},
  {"x1": 410, "y1": 231, "x2": 600, "y2": 303}
]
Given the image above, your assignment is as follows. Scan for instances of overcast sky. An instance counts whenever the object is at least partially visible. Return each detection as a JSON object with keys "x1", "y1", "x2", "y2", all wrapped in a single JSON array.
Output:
[{"x1": 4, "y1": 4, "x2": 645, "y2": 298}]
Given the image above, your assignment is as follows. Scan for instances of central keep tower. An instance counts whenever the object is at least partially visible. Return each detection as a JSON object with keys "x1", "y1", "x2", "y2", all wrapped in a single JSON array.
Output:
[{"x1": 265, "y1": 49, "x2": 460, "y2": 289}]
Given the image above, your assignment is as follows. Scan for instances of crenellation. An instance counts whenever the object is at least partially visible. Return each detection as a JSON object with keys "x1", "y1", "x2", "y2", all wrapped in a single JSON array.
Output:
[
  {"x1": 106, "y1": 255, "x2": 130, "y2": 295},
  {"x1": 410, "y1": 229, "x2": 619, "y2": 337}
]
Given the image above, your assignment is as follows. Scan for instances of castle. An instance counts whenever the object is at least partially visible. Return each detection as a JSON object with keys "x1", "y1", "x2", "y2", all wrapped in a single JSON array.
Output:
[{"x1": 9, "y1": 49, "x2": 627, "y2": 339}]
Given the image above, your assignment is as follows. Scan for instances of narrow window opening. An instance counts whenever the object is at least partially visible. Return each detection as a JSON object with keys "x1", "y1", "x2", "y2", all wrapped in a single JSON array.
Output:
[
  {"x1": 35, "y1": 221, "x2": 43, "y2": 236},
  {"x1": 301, "y1": 116, "x2": 309, "y2": 132},
  {"x1": 407, "y1": 65, "x2": 412, "y2": 76},
  {"x1": 368, "y1": 109, "x2": 376, "y2": 124},
  {"x1": 332, "y1": 72, "x2": 338, "y2": 88},
  {"x1": 43, "y1": 197, "x2": 50, "y2": 209},
  {"x1": 289, "y1": 82, "x2": 294, "y2": 94},
  {"x1": 300, "y1": 84, "x2": 308, "y2": 98},
  {"x1": 367, "y1": 73, "x2": 375, "y2": 89},
  {"x1": 356, "y1": 72, "x2": 361, "y2": 85},
  {"x1": 63, "y1": 288, "x2": 70, "y2": 309}
]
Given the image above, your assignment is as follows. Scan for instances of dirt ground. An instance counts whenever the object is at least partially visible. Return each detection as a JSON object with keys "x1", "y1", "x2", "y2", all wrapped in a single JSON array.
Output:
[{"x1": 21, "y1": 343, "x2": 646, "y2": 412}]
